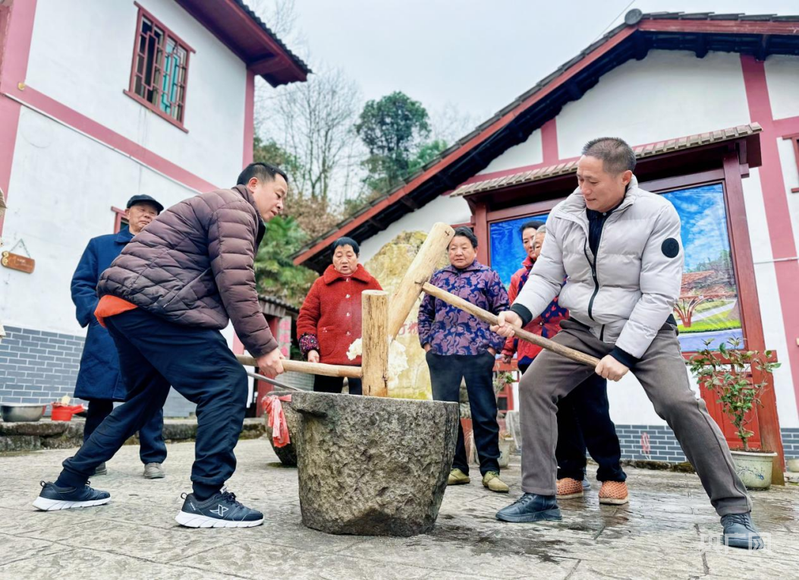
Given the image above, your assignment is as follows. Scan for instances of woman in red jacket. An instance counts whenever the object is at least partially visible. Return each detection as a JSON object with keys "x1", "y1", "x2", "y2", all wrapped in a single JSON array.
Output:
[{"x1": 297, "y1": 237, "x2": 382, "y2": 395}]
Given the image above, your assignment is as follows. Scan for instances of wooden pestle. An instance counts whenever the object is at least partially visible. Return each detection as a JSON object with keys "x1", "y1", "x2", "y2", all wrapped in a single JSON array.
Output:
[{"x1": 421, "y1": 282, "x2": 601, "y2": 368}]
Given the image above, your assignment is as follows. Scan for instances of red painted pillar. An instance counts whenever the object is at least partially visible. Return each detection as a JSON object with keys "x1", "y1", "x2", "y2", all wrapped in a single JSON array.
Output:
[{"x1": 723, "y1": 149, "x2": 785, "y2": 483}]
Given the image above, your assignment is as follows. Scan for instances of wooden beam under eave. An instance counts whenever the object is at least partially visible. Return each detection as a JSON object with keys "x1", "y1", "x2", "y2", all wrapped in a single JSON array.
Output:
[
  {"x1": 249, "y1": 55, "x2": 288, "y2": 75},
  {"x1": 400, "y1": 196, "x2": 419, "y2": 210}
]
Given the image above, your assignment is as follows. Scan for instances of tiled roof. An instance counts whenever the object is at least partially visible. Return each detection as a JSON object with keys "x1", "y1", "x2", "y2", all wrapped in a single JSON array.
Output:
[
  {"x1": 258, "y1": 294, "x2": 299, "y2": 317},
  {"x1": 452, "y1": 124, "x2": 762, "y2": 197},
  {"x1": 295, "y1": 10, "x2": 798, "y2": 270},
  {"x1": 232, "y1": 0, "x2": 310, "y2": 75}
]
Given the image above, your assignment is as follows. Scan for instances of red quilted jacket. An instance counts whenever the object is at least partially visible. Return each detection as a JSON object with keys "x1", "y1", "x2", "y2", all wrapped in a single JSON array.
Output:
[{"x1": 296, "y1": 264, "x2": 383, "y2": 365}]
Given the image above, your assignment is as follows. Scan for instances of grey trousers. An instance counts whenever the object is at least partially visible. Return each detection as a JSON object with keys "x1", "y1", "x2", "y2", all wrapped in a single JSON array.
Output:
[{"x1": 520, "y1": 320, "x2": 751, "y2": 516}]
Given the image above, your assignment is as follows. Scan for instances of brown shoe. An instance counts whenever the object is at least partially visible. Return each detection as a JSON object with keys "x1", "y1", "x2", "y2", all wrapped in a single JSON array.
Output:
[
  {"x1": 556, "y1": 478, "x2": 584, "y2": 499},
  {"x1": 599, "y1": 481, "x2": 629, "y2": 505}
]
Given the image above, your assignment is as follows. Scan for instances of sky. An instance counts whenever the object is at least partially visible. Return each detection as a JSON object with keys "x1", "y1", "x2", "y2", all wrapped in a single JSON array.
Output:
[{"x1": 282, "y1": 0, "x2": 799, "y2": 125}]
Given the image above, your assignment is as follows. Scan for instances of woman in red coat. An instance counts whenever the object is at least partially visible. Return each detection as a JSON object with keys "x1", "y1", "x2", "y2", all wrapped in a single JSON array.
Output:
[{"x1": 297, "y1": 237, "x2": 382, "y2": 394}]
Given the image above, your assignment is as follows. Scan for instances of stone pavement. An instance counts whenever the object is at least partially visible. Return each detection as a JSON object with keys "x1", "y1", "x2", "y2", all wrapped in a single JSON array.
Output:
[{"x1": 0, "y1": 438, "x2": 797, "y2": 580}]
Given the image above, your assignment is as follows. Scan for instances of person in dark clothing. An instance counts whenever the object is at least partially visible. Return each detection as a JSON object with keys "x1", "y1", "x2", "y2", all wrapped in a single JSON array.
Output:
[
  {"x1": 70, "y1": 195, "x2": 167, "y2": 479},
  {"x1": 420, "y1": 227, "x2": 510, "y2": 493},
  {"x1": 507, "y1": 224, "x2": 628, "y2": 504},
  {"x1": 34, "y1": 163, "x2": 288, "y2": 529}
]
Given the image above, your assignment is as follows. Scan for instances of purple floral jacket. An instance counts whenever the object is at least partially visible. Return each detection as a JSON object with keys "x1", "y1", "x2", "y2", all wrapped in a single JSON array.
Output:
[{"x1": 419, "y1": 261, "x2": 509, "y2": 356}]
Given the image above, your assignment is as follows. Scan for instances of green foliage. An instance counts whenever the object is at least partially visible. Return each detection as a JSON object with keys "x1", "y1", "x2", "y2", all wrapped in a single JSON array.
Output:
[
  {"x1": 355, "y1": 91, "x2": 431, "y2": 191},
  {"x1": 253, "y1": 135, "x2": 302, "y2": 178},
  {"x1": 407, "y1": 139, "x2": 448, "y2": 175},
  {"x1": 688, "y1": 337, "x2": 780, "y2": 451},
  {"x1": 254, "y1": 215, "x2": 317, "y2": 308}
]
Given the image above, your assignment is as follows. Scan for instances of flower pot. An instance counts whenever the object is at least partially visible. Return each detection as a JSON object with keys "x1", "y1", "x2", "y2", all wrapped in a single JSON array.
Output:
[
  {"x1": 786, "y1": 458, "x2": 799, "y2": 473},
  {"x1": 730, "y1": 450, "x2": 777, "y2": 490},
  {"x1": 51, "y1": 404, "x2": 84, "y2": 422}
]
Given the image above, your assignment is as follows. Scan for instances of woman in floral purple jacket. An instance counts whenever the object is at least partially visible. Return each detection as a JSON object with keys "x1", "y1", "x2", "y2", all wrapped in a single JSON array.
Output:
[{"x1": 419, "y1": 227, "x2": 510, "y2": 493}]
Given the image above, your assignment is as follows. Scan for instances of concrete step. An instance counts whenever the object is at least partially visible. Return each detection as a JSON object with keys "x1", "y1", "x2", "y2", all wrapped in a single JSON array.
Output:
[{"x1": 0, "y1": 417, "x2": 265, "y2": 453}]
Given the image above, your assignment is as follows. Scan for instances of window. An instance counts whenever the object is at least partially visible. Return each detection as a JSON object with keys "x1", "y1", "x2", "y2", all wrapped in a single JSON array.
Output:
[
  {"x1": 125, "y1": 3, "x2": 193, "y2": 130},
  {"x1": 660, "y1": 183, "x2": 742, "y2": 352},
  {"x1": 489, "y1": 214, "x2": 549, "y2": 288}
]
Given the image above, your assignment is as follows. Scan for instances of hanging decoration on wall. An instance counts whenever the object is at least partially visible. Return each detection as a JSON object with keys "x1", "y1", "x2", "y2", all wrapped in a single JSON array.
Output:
[{"x1": 1, "y1": 239, "x2": 35, "y2": 274}]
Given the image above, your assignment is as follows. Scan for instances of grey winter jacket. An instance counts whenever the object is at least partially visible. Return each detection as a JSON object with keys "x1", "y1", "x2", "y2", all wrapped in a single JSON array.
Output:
[
  {"x1": 97, "y1": 185, "x2": 278, "y2": 357},
  {"x1": 512, "y1": 176, "x2": 683, "y2": 360}
]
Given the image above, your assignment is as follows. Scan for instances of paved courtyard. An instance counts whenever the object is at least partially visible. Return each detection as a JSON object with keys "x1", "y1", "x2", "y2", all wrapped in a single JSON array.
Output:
[{"x1": 0, "y1": 438, "x2": 797, "y2": 579}]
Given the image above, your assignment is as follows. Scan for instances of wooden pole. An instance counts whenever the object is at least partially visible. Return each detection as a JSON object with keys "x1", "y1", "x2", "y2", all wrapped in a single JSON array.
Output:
[
  {"x1": 235, "y1": 354, "x2": 362, "y2": 379},
  {"x1": 387, "y1": 222, "x2": 455, "y2": 339},
  {"x1": 421, "y1": 282, "x2": 601, "y2": 368},
  {"x1": 361, "y1": 290, "x2": 389, "y2": 397}
]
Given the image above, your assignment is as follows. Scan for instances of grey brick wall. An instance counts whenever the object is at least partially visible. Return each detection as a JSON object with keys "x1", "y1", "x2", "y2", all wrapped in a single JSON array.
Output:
[
  {"x1": 782, "y1": 428, "x2": 799, "y2": 459},
  {"x1": 615, "y1": 425, "x2": 799, "y2": 462},
  {"x1": 615, "y1": 424, "x2": 688, "y2": 462},
  {"x1": 0, "y1": 326, "x2": 83, "y2": 405}
]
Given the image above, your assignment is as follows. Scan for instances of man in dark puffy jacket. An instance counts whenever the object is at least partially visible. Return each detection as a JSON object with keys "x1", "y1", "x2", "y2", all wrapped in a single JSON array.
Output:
[{"x1": 34, "y1": 163, "x2": 287, "y2": 529}]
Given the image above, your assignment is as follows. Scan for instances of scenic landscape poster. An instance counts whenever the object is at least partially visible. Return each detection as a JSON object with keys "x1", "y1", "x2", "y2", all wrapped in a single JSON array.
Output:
[{"x1": 488, "y1": 183, "x2": 741, "y2": 352}]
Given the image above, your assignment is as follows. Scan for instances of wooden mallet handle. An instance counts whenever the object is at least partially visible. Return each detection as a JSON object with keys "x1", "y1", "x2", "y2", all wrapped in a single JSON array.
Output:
[
  {"x1": 235, "y1": 354, "x2": 363, "y2": 378},
  {"x1": 421, "y1": 283, "x2": 601, "y2": 368}
]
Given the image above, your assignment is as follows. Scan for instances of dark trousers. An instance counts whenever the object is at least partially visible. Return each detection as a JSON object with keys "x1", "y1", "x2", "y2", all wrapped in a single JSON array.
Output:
[
  {"x1": 526, "y1": 362, "x2": 626, "y2": 483},
  {"x1": 84, "y1": 399, "x2": 167, "y2": 465},
  {"x1": 313, "y1": 375, "x2": 362, "y2": 395},
  {"x1": 426, "y1": 351, "x2": 500, "y2": 476},
  {"x1": 58, "y1": 309, "x2": 248, "y2": 498}
]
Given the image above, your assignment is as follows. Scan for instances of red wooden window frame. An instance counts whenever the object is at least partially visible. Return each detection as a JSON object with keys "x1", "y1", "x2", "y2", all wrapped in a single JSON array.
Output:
[
  {"x1": 125, "y1": 2, "x2": 194, "y2": 132},
  {"x1": 782, "y1": 133, "x2": 799, "y2": 194},
  {"x1": 112, "y1": 206, "x2": 128, "y2": 233}
]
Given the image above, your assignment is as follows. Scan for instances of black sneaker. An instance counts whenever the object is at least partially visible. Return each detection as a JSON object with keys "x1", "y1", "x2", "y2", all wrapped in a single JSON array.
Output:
[
  {"x1": 496, "y1": 493, "x2": 562, "y2": 523},
  {"x1": 175, "y1": 488, "x2": 263, "y2": 528},
  {"x1": 721, "y1": 513, "x2": 764, "y2": 550},
  {"x1": 32, "y1": 481, "x2": 111, "y2": 511}
]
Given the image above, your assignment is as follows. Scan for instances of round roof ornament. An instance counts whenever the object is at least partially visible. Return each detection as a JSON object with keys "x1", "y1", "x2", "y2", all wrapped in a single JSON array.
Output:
[{"x1": 624, "y1": 9, "x2": 644, "y2": 25}]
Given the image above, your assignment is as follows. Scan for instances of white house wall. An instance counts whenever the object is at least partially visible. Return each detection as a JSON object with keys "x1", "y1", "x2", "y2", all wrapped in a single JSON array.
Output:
[
  {"x1": 0, "y1": 107, "x2": 197, "y2": 335},
  {"x1": 777, "y1": 137, "x2": 799, "y2": 265},
  {"x1": 556, "y1": 51, "x2": 751, "y2": 159},
  {"x1": 25, "y1": 0, "x2": 247, "y2": 189},
  {"x1": 765, "y1": 55, "x2": 799, "y2": 120},
  {"x1": 358, "y1": 194, "x2": 472, "y2": 264},
  {"x1": 477, "y1": 129, "x2": 543, "y2": 175}
]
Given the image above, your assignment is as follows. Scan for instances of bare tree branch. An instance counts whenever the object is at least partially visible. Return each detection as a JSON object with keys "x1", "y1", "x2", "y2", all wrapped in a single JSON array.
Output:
[{"x1": 260, "y1": 65, "x2": 363, "y2": 205}]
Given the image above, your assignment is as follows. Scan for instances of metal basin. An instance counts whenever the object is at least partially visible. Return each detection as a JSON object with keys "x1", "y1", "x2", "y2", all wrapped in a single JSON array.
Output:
[{"x1": 1, "y1": 403, "x2": 47, "y2": 422}]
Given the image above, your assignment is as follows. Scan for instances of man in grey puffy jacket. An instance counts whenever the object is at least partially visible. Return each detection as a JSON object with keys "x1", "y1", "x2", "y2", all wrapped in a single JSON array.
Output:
[{"x1": 493, "y1": 137, "x2": 762, "y2": 550}]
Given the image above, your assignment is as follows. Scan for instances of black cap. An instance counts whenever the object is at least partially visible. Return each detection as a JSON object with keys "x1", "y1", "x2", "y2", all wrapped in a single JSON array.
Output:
[{"x1": 126, "y1": 194, "x2": 164, "y2": 214}]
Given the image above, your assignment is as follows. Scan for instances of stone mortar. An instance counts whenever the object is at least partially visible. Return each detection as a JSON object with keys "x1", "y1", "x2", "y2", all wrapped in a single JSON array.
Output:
[{"x1": 281, "y1": 391, "x2": 458, "y2": 537}]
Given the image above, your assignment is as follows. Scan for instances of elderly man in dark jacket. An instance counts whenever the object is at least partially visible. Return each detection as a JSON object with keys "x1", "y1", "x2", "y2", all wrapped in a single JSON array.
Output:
[
  {"x1": 34, "y1": 163, "x2": 287, "y2": 529},
  {"x1": 71, "y1": 194, "x2": 166, "y2": 479}
]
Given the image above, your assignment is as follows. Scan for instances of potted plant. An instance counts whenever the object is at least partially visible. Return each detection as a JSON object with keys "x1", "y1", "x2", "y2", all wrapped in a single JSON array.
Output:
[{"x1": 689, "y1": 337, "x2": 780, "y2": 490}]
